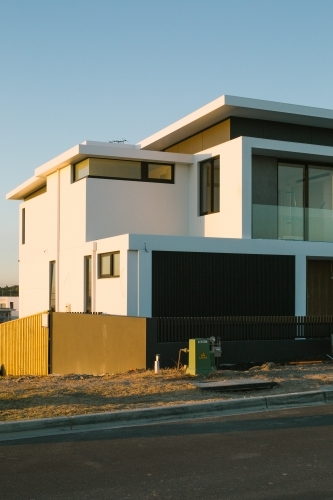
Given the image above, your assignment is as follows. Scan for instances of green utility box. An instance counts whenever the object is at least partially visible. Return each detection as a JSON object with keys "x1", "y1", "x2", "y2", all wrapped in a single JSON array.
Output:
[{"x1": 186, "y1": 338, "x2": 215, "y2": 376}]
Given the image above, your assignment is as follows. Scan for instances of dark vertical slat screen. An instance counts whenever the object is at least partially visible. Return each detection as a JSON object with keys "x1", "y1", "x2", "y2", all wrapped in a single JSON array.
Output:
[
  {"x1": 155, "y1": 316, "x2": 333, "y2": 343},
  {"x1": 152, "y1": 251, "x2": 295, "y2": 317}
]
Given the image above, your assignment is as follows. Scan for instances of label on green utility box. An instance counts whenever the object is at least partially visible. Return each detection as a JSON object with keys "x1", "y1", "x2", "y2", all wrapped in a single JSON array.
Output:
[{"x1": 199, "y1": 351, "x2": 208, "y2": 359}]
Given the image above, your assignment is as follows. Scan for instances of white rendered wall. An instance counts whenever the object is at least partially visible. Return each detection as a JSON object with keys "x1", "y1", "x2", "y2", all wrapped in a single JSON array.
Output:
[
  {"x1": 85, "y1": 163, "x2": 189, "y2": 241},
  {"x1": 19, "y1": 173, "x2": 57, "y2": 317},
  {"x1": 59, "y1": 166, "x2": 87, "y2": 249},
  {"x1": 19, "y1": 167, "x2": 87, "y2": 317},
  {"x1": 38, "y1": 234, "x2": 130, "y2": 316},
  {"x1": 189, "y1": 137, "x2": 247, "y2": 238},
  {"x1": 57, "y1": 166, "x2": 87, "y2": 313},
  {"x1": 93, "y1": 235, "x2": 129, "y2": 315}
]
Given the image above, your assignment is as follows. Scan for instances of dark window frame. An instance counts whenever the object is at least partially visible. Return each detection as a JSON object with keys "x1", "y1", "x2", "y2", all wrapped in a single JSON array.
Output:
[
  {"x1": 98, "y1": 252, "x2": 120, "y2": 279},
  {"x1": 22, "y1": 208, "x2": 25, "y2": 245},
  {"x1": 277, "y1": 159, "x2": 333, "y2": 241},
  {"x1": 84, "y1": 255, "x2": 92, "y2": 313},
  {"x1": 199, "y1": 156, "x2": 220, "y2": 216},
  {"x1": 49, "y1": 261, "x2": 56, "y2": 312},
  {"x1": 143, "y1": 162, "x2": 175, "y2": 183},
  {"x1": 73, "y1": 159, "x2": 174, "y2": 184}
]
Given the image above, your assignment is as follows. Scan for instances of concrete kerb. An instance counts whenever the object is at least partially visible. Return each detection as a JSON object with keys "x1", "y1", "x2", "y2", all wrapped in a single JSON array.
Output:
[
  {"x1": 265, "y1": 390, "x2": 326, "y2": 409},
  {"x1": 1, "y1": 388, "x2": 333, "y2": 440}
]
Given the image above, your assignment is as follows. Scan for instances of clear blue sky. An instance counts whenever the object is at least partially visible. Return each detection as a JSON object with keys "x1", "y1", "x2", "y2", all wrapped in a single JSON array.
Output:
[{"x1": 1, "y1": 0, "x2": 333, "y2": 285}]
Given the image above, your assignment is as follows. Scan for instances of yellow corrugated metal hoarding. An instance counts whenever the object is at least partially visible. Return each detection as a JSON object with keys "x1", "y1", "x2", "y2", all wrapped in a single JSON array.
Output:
[{"x1": 0, "y1": 312, "x2": 49, "y2": 375}]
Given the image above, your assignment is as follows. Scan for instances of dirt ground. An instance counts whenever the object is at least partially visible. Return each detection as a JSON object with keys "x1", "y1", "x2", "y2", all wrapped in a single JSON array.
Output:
[{"x1": 1, "y1": 362, "x2": 333, "y2": 422}]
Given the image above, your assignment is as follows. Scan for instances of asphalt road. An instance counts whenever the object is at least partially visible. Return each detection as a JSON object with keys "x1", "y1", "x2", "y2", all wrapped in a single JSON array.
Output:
[{"x1": 1, "y1": 405, "x2": 333, "y2": 500}]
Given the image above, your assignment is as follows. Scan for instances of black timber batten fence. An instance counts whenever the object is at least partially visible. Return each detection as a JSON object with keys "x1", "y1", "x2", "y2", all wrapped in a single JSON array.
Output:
[{"x1": 155, "y1": 316, "x2": 333, "y2": 343}]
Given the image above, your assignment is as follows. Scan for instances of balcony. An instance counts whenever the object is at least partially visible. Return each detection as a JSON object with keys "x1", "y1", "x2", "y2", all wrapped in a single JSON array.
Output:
[{"x1": 252, "y1": 204, "x2": 333, "y2": 242}]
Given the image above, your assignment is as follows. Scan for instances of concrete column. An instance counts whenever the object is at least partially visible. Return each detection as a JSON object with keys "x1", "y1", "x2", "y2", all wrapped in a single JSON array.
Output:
[
  {"x1": 137, "y1": 247, "x2": 152, "y2": 317},
  {"x1": 56, "y1": 169, "x2": 60, "y2": 312},
  {"x1": 295, "y1": 255, "x2": 307, "y2": 316},
  {"x1": 92, "y1": 241, "x2": 97, "y2": 313},
  {"x1": 127, "y1": 250, "x2": 138, "y2": 316},
  {"x1": 242, "y1": 139, "x2": 252, "y2": 239}
]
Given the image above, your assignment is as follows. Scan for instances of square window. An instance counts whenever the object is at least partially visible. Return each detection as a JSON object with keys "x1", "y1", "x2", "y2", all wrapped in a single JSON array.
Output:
[
  {"x1": 99, "y1": 252, "x2": 120, "y2": 278},
  {"x1": 147, "y1": 163, "x2": 173, "y2": 181}
]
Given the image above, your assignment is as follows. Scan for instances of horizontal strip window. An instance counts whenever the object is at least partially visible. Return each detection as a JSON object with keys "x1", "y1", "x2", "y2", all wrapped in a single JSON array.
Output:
[
  {"x1": 99, "y1": 252, "x2": 120, "y2": 278},
  {"x1": 74, "y1": 158, "x2": 174, "y2": 183}
]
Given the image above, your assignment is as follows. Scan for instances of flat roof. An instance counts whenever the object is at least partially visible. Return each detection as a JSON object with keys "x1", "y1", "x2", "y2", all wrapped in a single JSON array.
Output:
[
  {"x1": 137, "y1": 95, "x2": 333, "y2": 151},
  {"x1": 6, "y1": 142, "x2": 193, "y2": 200},
  {"x1": 7, "y1": 95, "x2": 333, "y2": 200}
]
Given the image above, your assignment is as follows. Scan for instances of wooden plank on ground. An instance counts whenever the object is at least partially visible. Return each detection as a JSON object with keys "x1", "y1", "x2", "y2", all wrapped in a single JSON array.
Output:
[{"x1": 190, "y1": 378, "x2": 277, "y2": 391}]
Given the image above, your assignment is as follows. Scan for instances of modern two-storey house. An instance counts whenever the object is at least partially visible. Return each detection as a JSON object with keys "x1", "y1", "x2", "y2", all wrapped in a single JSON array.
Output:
[{"x1": 7, "y1": 96, "x2": 333, "y2": 319}]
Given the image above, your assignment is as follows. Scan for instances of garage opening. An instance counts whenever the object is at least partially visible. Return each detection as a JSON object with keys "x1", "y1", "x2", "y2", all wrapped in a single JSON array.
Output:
[{"x1": 152, "y1": 251, "x2": 295, "y2": 317}]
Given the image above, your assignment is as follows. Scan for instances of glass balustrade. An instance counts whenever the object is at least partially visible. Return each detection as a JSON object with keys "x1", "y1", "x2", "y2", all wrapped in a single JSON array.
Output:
[
  {"x1": 307, "y1": 206, "x2": 333, "y2": 242},
  {"x1": 253, "y1": 204, "x2": 333, "y2": 242}
]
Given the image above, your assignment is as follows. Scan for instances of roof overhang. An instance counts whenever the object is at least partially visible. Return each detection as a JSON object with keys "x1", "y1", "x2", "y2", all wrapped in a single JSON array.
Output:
[
  {"x1": 137, "y1": 95, "x2": 333, "y2": 151},
  {"x1": 6, "y1": 176, "x2": 47, "y2": 201},
  {"x1": 6, "y1": 141, "x2": 193, "y2": 200}
]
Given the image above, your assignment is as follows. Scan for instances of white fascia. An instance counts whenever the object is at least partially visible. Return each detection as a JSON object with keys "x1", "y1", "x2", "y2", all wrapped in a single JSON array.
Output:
[
  {"x1": 245, "y1": 136, "x2": 333, "y2": 163},
  {"x1": 127, "y1": 233, "x2": 333, "y2": 258},
  {"x1": 6, "y1": 142, "x2": 193, "y2": 200}
]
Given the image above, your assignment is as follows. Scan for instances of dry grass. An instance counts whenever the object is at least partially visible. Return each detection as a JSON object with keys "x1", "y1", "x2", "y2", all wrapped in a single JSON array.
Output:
[{"x1": 1, "y1": 362, "x2": 333, "y2": 422}]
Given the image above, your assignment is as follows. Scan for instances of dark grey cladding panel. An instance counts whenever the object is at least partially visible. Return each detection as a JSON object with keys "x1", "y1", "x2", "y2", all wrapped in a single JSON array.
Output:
[
  {"x1": 152, "y1": 251, "x2": 295, "y2": 317},
  {"x1": 230, "y1": 116, "x2": 333, "y2": 147},
  {"x1": 252, "y1": 155, "x2": 277, "y2": 206},
  {"x1": 264, "y1": 120, "x2": 312, "y2": 144},
  {"x1": 311, "y1": 126, "x2": 333, "y2": 147},
  {"x1": 230, "y1": 117, "x2": 264, "y2": 139}
]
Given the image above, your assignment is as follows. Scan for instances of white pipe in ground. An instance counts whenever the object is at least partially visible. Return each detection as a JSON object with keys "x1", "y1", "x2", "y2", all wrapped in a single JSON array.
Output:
[{"x1": 154, "y1": 354, "x2": 160, "y2": 373}]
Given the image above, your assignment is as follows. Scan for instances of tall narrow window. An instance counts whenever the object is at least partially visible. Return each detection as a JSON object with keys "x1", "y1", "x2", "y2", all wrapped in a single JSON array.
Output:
[
  {"x1": 50, "y1": 261, "x2": 56, "y2": 312},
  {"x1": 84, "y1": 256, "x2": 92, "y2": 313},
  {"x1": 22, "y1": 208, "x2": 25, "y2": 244},
  {"x1": 200, "y1": 157, "x2": 220, "y2": 215}
]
